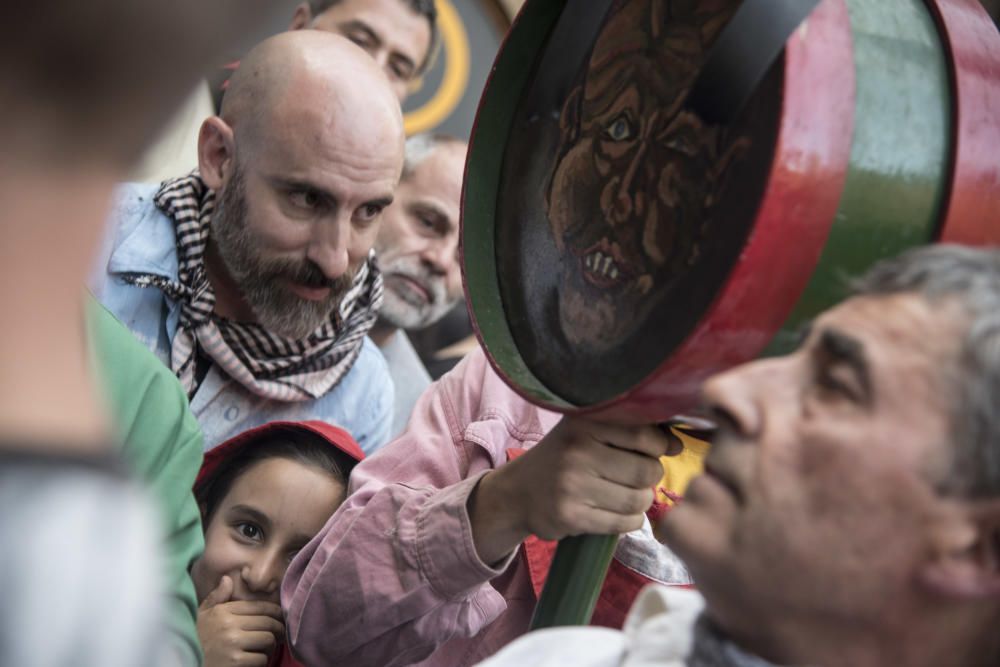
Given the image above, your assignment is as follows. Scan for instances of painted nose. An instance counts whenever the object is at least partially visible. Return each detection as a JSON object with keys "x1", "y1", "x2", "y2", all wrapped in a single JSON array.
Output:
[{"x1": 611, "y1": 143, "x2": 650, "y2": 226}]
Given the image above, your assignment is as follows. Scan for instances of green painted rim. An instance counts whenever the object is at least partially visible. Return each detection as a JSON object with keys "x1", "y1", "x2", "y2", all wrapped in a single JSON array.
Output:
[
  {"x1": 463, "y1": 0, "x2": 574, "y2": 408},
  {"x1": 764, "y1": 0, "x2": 952, "y2": 353}
]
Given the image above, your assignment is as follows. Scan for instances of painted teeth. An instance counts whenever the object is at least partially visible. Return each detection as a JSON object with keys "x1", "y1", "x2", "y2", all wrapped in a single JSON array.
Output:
[{"x1": 584, "y1": 251, "x2": 622, "y2": 279}]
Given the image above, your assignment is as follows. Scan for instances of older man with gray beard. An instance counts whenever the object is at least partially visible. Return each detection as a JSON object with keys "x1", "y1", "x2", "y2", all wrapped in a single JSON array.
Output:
[{"x1": 370, "y1": 133, "x2": 467, "y2": 436}]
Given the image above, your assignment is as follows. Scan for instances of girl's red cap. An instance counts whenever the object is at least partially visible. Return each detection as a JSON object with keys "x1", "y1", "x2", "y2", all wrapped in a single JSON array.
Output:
[{"x1": 195, "y1": 420, "x2": 365, "y2": 489}]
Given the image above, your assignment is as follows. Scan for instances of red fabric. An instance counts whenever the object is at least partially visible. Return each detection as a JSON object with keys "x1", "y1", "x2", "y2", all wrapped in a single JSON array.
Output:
[
  {"x1": 196, "y1": 420, "x2": 365, "y2": 489},
  {"x1": 268, "y1": 643, "x2": 303, "y2": 667},
  {"x1": 506, "y1": 448, "x2": 665, "y2": 630}
]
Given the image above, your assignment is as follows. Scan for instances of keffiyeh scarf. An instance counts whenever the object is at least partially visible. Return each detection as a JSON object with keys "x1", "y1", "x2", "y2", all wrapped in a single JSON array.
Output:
[{"x1": 123, "y1": 174, "x2": 382, "y2": 402}]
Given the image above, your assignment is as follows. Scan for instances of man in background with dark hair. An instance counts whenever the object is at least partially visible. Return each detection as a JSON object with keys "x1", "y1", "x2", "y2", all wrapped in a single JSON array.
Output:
[
  {"x1": 289, "y1": 0, "x2": 437, "y2": 102},
  {"x1": 0, "y1": 1, "x2": 275, "y2": 664},
  {"x1": 216, "y1": 0, "x2": 437, "y2": 108}
]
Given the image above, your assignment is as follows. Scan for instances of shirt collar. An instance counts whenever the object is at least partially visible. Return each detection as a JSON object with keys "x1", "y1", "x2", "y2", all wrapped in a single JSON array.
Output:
[{"x1": 106, "y1": 183, "x2": 182, "y2": 282}]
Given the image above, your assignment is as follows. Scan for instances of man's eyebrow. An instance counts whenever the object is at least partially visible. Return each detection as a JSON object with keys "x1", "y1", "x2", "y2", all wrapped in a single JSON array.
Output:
[
  {"x1": 365, "y1": 196, "x2": 394, "y2": 210},
  {"x1": 229, "y1": 504, "x2": 271, "y2": 529},
  {"x1": 340, "y1": 20, "x2": 382, "y2": 47},
  {"x1": 271, "y1": 176, "x2": 335, "y2": 201},
  {"x1": 817, "y1": 327, "x2": 873, "y2": 401}
]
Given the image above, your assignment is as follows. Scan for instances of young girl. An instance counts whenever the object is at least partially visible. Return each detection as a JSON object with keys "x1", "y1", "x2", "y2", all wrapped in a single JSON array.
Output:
[{"x1": 190, "y1": 420, "x2": 363, "y2": 667}]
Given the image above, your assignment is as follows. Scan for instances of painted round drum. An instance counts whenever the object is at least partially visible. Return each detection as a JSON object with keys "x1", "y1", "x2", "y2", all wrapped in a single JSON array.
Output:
[{"x1": 462, "y1": 0, "x2": 1000, "y2": 422}]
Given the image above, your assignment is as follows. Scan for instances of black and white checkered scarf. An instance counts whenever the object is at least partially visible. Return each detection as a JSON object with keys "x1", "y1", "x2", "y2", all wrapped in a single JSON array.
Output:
[{"x1": 123, "y1": 174, "x2": 382, "y2": 401}]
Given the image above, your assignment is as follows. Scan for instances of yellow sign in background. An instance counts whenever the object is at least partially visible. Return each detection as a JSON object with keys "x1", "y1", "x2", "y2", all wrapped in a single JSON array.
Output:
[{"x1": 404, "y1": 0, "x2": 471, "y2": 135}]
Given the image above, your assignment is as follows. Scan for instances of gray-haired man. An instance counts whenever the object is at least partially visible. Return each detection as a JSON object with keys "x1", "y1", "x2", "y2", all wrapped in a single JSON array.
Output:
[
  {"x1": 370, "y1": 133, "x2": 468, "y2": 435},
  {"x1": 481, "y1": 243, "x2": 1000, "y2": 667}
]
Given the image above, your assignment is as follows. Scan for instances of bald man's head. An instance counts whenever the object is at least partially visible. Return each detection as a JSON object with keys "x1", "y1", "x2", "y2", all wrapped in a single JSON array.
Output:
[
  {"x1": 219, "y1": 31, "x2": 402, "y2": 159},
  {"x1": 197, "y1": 31, "x2": 406, "y2": 339}
]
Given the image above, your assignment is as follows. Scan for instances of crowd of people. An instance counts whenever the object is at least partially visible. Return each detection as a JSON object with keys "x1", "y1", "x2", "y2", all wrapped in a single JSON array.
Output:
[{"x1": 4, "y1": 1, "x2": 1000, "y2": 666}]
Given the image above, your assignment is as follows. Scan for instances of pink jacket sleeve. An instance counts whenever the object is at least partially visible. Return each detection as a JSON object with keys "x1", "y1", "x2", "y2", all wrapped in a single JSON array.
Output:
[{"x1": 281, "y1": 349, "x2": 556, "y2": 666}]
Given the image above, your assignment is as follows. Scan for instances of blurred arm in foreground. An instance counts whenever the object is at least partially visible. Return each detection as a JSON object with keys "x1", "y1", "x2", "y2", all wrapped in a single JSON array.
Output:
[{"x1": 0, "y1": 2, "x2": 279, "y2": 665}]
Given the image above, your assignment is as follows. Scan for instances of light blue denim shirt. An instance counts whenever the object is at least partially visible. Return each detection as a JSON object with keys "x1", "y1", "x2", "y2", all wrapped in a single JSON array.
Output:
[{"x1": 90, "y1": 182, "x2": 394, "y2": 455}]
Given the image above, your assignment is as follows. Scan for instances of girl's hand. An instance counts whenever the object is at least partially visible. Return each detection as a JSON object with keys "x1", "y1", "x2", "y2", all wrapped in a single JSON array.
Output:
[{"x1": 197, "y1": 576, "x2": 286, "y2": 667}]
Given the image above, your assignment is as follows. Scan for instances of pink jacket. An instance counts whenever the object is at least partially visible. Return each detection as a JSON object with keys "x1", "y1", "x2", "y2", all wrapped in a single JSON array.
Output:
[{"x1": 282, "y1": 348, "x2": 690, "y2": 666}]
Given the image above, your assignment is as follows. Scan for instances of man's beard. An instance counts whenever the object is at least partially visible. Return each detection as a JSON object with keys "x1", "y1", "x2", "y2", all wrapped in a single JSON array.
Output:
[
  {"x1": 211, "y1": 165, "x2": 355, "y2": 340},
  {"x1": 377, "y1": 254, "x2": 456, "y2": 331}
]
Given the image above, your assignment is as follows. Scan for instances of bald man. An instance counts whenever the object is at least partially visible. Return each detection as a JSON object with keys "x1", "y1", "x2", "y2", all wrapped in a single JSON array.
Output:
[{"x1": 92, "y1": 31, "x2": 405, "y2": 453}]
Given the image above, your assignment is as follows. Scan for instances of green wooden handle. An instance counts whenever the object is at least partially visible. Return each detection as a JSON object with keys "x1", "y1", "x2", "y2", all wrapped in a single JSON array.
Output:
[{"x1": 529, "y1": 533, "x2": 619, "y2": 630}]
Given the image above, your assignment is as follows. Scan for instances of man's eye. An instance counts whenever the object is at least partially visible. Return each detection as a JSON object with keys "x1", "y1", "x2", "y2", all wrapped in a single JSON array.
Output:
[
  {"x1": 389, "y1": 60, "x2": 414, "y2": 82},
  {"x1": 290, "y1": 190, "x2": 321, "y2": 210},
  {"x1": 236, "y1": 522, "x2": 263, "y2": 541},
  {"x1": 815, "y1": 370, "x2": 860, "y2": 403},
  {"x1": 347, "y1": 32, "x2": 375, "y2": 50},
  {"x1": 357, "y1": 203, "x2": 383, "y2": 223},
  {"x1": 603, "y1": 114, "x2": 634, "y2": 142}
]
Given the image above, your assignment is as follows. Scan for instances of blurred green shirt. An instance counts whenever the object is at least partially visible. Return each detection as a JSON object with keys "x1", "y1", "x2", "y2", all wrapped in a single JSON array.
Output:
[{"x1": 86, "y1": 297, "x2": 205, "y2": 666}]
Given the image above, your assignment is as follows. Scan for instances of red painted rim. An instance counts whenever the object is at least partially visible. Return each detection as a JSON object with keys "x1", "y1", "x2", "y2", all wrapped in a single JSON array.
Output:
[
  {"x1": 925, "y1": 0, "x2": 1000, "y2": 245},
  {"x1": 461, "y1": 0, "x2": 855, "y2": 421},
  {"x1": 583, "y1": 0, "x2": 856, "y2": 421}
]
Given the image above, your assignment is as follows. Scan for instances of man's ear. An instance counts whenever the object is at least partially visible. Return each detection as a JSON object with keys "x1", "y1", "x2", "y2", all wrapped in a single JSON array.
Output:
[
  {"x1": 288, "y1": 2, "x2": 313, "y2": 30},
  {"x1": 197, "y1": 116, "x2": 236, "y2": 192},
  {"x1": 918, "y1": 498, "x2": 1000, "y2": 600}
]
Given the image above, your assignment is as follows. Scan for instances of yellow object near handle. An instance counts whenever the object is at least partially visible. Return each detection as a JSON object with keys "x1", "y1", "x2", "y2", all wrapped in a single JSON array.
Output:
[{"x1": 655, "y1": 426, "x2": 711, "y2": 506}]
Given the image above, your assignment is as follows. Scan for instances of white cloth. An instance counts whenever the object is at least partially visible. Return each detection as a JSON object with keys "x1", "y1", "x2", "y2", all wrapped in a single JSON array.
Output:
[
  {"x1": 0, "y1": 458, "x2": 170, "y2": 666},
  {"x1": 477, "y1": 586, "x2": 704, "y2": 667}
]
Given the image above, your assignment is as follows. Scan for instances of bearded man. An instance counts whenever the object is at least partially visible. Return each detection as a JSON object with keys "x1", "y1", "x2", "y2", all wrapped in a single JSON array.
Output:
[
  {"x1": 369, "y1": 133, "x2": 467, "y2": 436},
  {"x1": 92, "y1": 30, "x2": 406, "y2": 453}
]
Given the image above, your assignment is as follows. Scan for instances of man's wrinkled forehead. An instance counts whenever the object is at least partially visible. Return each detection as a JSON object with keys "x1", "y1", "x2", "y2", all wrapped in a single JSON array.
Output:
[{"x1": 811, "y1": 293, "x2": 967, "y2": 392}]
